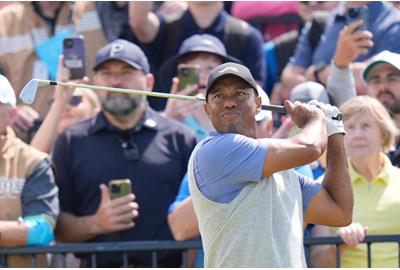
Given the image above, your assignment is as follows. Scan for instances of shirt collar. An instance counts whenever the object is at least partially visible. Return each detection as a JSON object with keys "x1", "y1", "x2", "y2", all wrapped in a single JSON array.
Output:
[
  {"x1": 89, "y1": 107, "x2": 159, "y2": 135},
  {"x1": 350, "y1": 153, "x2": 392, "y2": 185}
]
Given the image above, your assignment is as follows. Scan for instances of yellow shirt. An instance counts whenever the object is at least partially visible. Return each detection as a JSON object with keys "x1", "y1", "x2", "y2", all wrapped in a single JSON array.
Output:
[{"x1": 330, "y1": 154, "x2": 400, "y2": 267}]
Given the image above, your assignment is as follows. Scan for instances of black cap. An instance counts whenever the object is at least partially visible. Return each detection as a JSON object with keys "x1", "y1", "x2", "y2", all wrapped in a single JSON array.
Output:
[
  {"x1": 158, "y1": 34, "x2": 240, "y2": 90},
  {"x1": 93, "y1": 39, "x2": 149, "y2": 73},
  {"x1": 206, "y1": 62, "x2": 258, "y2": 101}
]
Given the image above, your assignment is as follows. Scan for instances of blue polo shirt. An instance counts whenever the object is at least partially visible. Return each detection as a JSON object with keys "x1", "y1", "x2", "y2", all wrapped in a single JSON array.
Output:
[
  {"x1": 52, "y1": 108, "x2": 197, "y2": 267},
  {"x1": 123, "y1": 10, "x2": 265, "y2": 111},
  {"x1": 290, "y1": 1, "x2": 400, "y2": 68}
]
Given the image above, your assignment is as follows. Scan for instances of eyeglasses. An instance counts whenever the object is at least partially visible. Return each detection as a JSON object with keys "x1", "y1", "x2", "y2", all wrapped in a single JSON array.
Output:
[
  {"x1": 48, "y1": 95, "x2": 83, "y2": 107},
  {"x1": 121, "y1": 140, "x2": 140, "y2": 162}
]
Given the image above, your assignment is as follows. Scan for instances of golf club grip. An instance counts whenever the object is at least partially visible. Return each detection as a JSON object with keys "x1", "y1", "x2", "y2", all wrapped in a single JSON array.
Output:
[{"x1": 261, "y1": 104, "x2": 286, "y2": 113}]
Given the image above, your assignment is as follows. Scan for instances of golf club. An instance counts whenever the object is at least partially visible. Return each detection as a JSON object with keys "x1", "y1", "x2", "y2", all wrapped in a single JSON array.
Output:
[{"x1": 19, "y1": 79, "x2": 287, "y2": 113}]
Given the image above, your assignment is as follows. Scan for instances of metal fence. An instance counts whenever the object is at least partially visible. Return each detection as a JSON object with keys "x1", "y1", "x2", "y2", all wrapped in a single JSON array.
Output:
[{"x1": 1, "y1": 235, "x2": 400, "y2": 267}]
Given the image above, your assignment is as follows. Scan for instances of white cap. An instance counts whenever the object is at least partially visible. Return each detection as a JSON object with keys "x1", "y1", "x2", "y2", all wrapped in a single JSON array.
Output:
[
  {"x1": 255, "y1": 85, "x2": 272, "y2": 123},
  {"x1": 0, "y1": 75, "x2": 16, "y2": 106},
  {"x1": 363, "y1": 50, "x2": 400, "y2": 81},
  {"x1": 290, "y1": 81, "x2": 330, "y2": 104}
]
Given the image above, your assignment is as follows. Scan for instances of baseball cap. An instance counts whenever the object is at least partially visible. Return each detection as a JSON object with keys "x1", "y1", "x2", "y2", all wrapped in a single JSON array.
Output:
[
  {"x1": 93, "y1": 39, "x2": 150, "y2": 73},
  {"x1": 0, "y1": 75, "x2": 16, "y2": 106},
  {"x1": 159, "y1": 34, "x2": 241, "y2": 89},
  {"x1": 363, "y1": 50, "x2": 400, "y2": 81},
  {"x1": 290, "y1": 81, "x2": 330, "y2": 104},
  {"x1": 206, "y1": 62, "x2": 258, "y2": 101}
]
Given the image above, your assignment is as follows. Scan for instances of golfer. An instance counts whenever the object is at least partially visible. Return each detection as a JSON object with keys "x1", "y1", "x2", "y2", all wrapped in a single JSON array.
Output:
[{"x1": 188, "y1": 63, "x2": 353, "y2": 267}]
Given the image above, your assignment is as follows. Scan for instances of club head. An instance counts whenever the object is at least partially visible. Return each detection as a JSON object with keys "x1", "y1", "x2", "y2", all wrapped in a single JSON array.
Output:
[{"x1": 19, "y1": 79, "x2": 40, "y2": 104}]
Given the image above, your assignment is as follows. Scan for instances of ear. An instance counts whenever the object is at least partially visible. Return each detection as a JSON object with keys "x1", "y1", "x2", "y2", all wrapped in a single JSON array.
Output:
[
  {"x1": 255, "y1": 95, "x2": 262, "y2": 113},
  {"x1": 204, "y1": 103, "x2": 211, "y2": 118},
  {"x1": 146, "y1": 73, "x2": 154, "y2": 92}
]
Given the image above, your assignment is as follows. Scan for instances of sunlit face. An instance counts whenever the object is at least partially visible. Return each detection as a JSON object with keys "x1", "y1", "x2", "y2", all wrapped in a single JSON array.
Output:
[
  {"x1": 367, "y1": 64, "x2": 400, "y2": 113},
  {"x1": 344, "y1": 112, "x2": 383, "y2": 158},
  {"x1": 58, "y1": 88, "x2": 98, "y2": 134},
  {"x1": 204, "y1": 77, "x2": 261, "y2": 137},
  {"x1": 180, "y1": 53, "x2": 222, "y2": 95},
  {"x1": 93, "y1": 60, "x2": 151, "y2": 117},
  {"x1": 0, "y1": 103, "x2": 12, "y2": 135}
]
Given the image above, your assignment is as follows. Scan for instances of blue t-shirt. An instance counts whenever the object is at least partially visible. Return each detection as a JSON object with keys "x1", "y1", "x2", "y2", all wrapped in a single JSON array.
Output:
[
  {"x1": 290, "y1": 1, "x2": 400, "y2": 68},
  {"x1": 193, "y1": 132, "x2": 321, "y2": 213}
]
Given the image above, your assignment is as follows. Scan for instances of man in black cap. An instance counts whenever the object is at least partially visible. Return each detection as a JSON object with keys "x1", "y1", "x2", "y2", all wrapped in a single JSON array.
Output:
[
  {"x1": 188, "y1": 62, "x2": 353, "y2": 267},
  {"x1": 52, "y1": 39, "x2": 197, "y2": 267}
]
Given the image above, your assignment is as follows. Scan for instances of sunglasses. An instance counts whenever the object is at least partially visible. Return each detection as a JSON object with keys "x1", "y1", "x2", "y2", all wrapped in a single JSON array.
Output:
[{"x1": 48, "y1": 95, "x2": 83, "y2": 107}]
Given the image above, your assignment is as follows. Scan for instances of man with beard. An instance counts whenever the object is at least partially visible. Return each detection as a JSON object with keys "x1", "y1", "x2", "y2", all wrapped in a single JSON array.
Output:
[{"x1": 52, "y1": 39, "x2": 197, "y2": 267}]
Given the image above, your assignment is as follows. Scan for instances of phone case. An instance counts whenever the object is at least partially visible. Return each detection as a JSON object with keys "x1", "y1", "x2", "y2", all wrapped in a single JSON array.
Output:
[
  {"x1": 178, "y1": 66, "x2": 200, "y2": 92},
  {"x1": 346, "y1": 6, "x2": 368, "y2": 32},
  {"x1": 109, "y1": 179, "x2": 131, "y2": 200},
  {"x1": 63, "y1": 37, "x2": 86, "y2": 79}
]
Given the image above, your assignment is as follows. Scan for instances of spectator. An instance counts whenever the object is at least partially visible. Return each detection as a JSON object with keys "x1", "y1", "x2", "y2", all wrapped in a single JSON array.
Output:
[
  {"x1": 52, "y1": 39, "x2": 197, "y2": 267},
  {"x1": 326, "y1": 23, "x2": 400, "y2": 166},
  {"x1": 161, "y1": 34, "x2": 240, "y2": 139},
  {"x1": 310, "y1": 96, "x2": 400, "y2": 268},
  {"x1": 0, "y1": 2, "x2": 106, "y2": 139},
  {"x1": 0, "y1": 75, "x2": 59, "y2": 267},
  {"x1": 30, "y1": 56, "x2": 100, "y2": 154},
  {"x1": 127, "y1": 1, "x2": 265, "y2": 111},
  {"x1": 279, "y1": 1, "x2": 400, "y2": 104}
]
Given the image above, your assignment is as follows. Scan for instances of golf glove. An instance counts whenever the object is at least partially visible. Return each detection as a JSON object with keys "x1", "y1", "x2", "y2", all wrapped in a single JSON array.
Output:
[{"x1": 308, "y1": 100, "x2": 345, "y2": 137}]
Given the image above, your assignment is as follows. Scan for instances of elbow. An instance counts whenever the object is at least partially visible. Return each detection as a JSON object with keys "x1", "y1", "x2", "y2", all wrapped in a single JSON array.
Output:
[
  {"x1": 167, "y1": 214, "x2": 185, "y2": 241},
  {"x1": 304, "y1": 144, "x2": 324, "y2": 164}
]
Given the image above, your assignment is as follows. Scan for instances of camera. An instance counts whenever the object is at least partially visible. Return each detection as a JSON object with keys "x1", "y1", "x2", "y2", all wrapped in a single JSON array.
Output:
[
  {"x1": 111, "y1": 184, "x2": 121, "y2": 194},
  {"x1": 347, "y1": 8, "x2": 361, "y2": 19},
  {"x1": 63, "y1": 38, "x2": 74, "y2": 49}
]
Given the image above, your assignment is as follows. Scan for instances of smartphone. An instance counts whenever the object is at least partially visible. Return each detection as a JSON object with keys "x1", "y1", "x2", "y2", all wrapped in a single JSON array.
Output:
[
  {"x1": 177, "y1": 65, "x2": 199, "y2": 94},
  {"x1": 63, "y1": 36, "x2": 86, "y2": 79},
  {"x1": 108, "y1": 179, "x2": 131, "y2": 200},
  {"x1": 346, "y1": 6, "x2": 368, "y2": 32}
]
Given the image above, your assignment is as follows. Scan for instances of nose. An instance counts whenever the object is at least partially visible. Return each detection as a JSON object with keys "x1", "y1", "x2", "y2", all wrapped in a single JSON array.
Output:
[
  {"x1": 376, "y1": 80, "x2": 390, "y2": 94},
  {"x1": 223, "y1": 95, "x2": 238, "y2": 109}
]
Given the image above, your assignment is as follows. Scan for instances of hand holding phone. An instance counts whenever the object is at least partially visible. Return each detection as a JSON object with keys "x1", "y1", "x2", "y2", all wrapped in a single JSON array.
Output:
[
  {"x1": 108, "y1": 179, "x2": 132, "y2": 200},
  {"x1": 63, "y1": 37, "x2": 86, "y2": 79},
  {"x1": 177, "y1": 65, "x2": 200, "y2": 94}
]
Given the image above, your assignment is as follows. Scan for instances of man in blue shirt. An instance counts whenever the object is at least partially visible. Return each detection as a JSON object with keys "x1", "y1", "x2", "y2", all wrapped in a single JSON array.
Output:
[
  {"x1": 52, "y1": 39, "x2": 197, "y2": 267},
  {"x1": 278, "y1": 1, "x2": 400, "y2": 104},
  {"x1": 126, "y1": 1, "x2": 265, "y2": 111},
  {"x1": 188, "y1": 62, "x2": 353, "y2": 267}
]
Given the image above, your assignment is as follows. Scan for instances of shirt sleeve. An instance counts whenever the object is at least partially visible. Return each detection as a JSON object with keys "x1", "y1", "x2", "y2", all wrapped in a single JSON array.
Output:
[
  {"x1": 288, "y1": 21, "x2": 313, "y2": 68},
  {"x1": 168, "y1": 173, "x2": 190, "y2": 213},
  {"x1": 195, "y1": 134, "x2": 269, "y2": 203},
  {"x1": 21, "y1": 158, "x2": 59, "y2": 223},
  {"x1": 297, "y1": 172, "x2": 322, "y2": 214}
]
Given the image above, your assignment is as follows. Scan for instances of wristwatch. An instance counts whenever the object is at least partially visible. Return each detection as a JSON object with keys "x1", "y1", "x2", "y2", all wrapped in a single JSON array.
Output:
[{"x1": 313, "y1": 61, "x2": 327, "y2": 85}]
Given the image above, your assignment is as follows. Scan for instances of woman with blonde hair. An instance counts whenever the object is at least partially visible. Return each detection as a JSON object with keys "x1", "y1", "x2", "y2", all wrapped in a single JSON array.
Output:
[
  {"x1": 30, "y1": 56, "x2": 100, "y2": 154},
  {"x1": 309, "y1": 95, "x2": 400, "y2": 267}
]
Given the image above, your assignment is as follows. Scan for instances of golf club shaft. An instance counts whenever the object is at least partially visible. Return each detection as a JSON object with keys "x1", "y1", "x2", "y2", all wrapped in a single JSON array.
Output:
[{"x1": 42, "y1": 80, "x2": 286, "y2": 113}]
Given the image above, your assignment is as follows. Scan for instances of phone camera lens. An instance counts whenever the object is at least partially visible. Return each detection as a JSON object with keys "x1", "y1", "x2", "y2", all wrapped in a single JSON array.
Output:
[
  {"x1": 182, "y1": 68, "x2": 189, "y2": 76},
  {"x1": 64, "y1": 39, "x2": 73, "y2": 48},
  {"x1": 348, "y1": 8, "x2": 359, "y2": 19},
  {"x1": 111, "y1": 185, "x2": 121, "y2": 193}
]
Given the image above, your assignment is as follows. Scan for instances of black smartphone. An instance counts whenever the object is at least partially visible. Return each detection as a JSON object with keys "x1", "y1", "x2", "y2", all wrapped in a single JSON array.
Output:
[
  {"x1": 177, "y1": 65, "x2": 200, "y2": 94},
  {"x1": 108, "y1": 179, "x2": 131, "y2": 200},
  {"x1": 63, "y1": 37, "x2": 86, "y2": 79},
  {"x1": 346, "y1": 6, "x2": 368, "y2": 32}
]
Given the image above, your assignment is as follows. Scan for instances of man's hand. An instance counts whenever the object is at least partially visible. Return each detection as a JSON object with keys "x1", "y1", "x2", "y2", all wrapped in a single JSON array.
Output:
[
  {"x1": 284, "y1": 100, "x2": 325, "y2": 129},
  {"x1": 10, "y1": 105, "x2": 40, "y2": 134},
  {"x1": 333, "y1": 20, "x2": 373, "y2": 69},
  {"x1": 308, "y1": 100, "x2": 345, "y2": 136},
  {"x1": 92, "y1": 184, "x2": 139, "y2": 234},
  {"x1": 337, "y1": 223, "x2": 368, "y2": 248}
]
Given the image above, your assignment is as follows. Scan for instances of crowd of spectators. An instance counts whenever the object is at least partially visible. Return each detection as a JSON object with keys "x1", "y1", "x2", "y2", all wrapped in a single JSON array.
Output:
[{"x1": 1, "y1": 1, "x2": 400, "y2": 267}]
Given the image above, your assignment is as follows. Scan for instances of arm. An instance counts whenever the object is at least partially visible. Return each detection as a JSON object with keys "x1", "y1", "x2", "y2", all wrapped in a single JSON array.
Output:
[
  {"x1": 168, "y1": 197, "x2": 199, "y2": 241},
  {"x1": 0, "y1": 221, "x2": 28, "y2": 247},
  {"x1": 56, "y1": 184, "x2": 138, "y2": 242},
  {"x1": 305, "y1": 133, "x2": 353, "y2": 226},
  {"x1": 309, "y1": 225, "x2": 338, "y2": 268},
  {"x1": 263, "y1": 100, "x2": 327, "y2": 177},
  {"x1": 129, "y1": 1, "x2": 160, "y2": 43}
]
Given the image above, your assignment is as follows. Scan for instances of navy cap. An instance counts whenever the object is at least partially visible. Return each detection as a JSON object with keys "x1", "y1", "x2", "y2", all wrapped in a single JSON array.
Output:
[
  {"x1": 159, "y1": 34, "x2": 241, "y2": 89},
  {"x1": 206, "y1": 62, "x2": 258, "y2": 101},
  {"x1": 93, "y1": 39, "x2": 150, "y2": 73}
]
